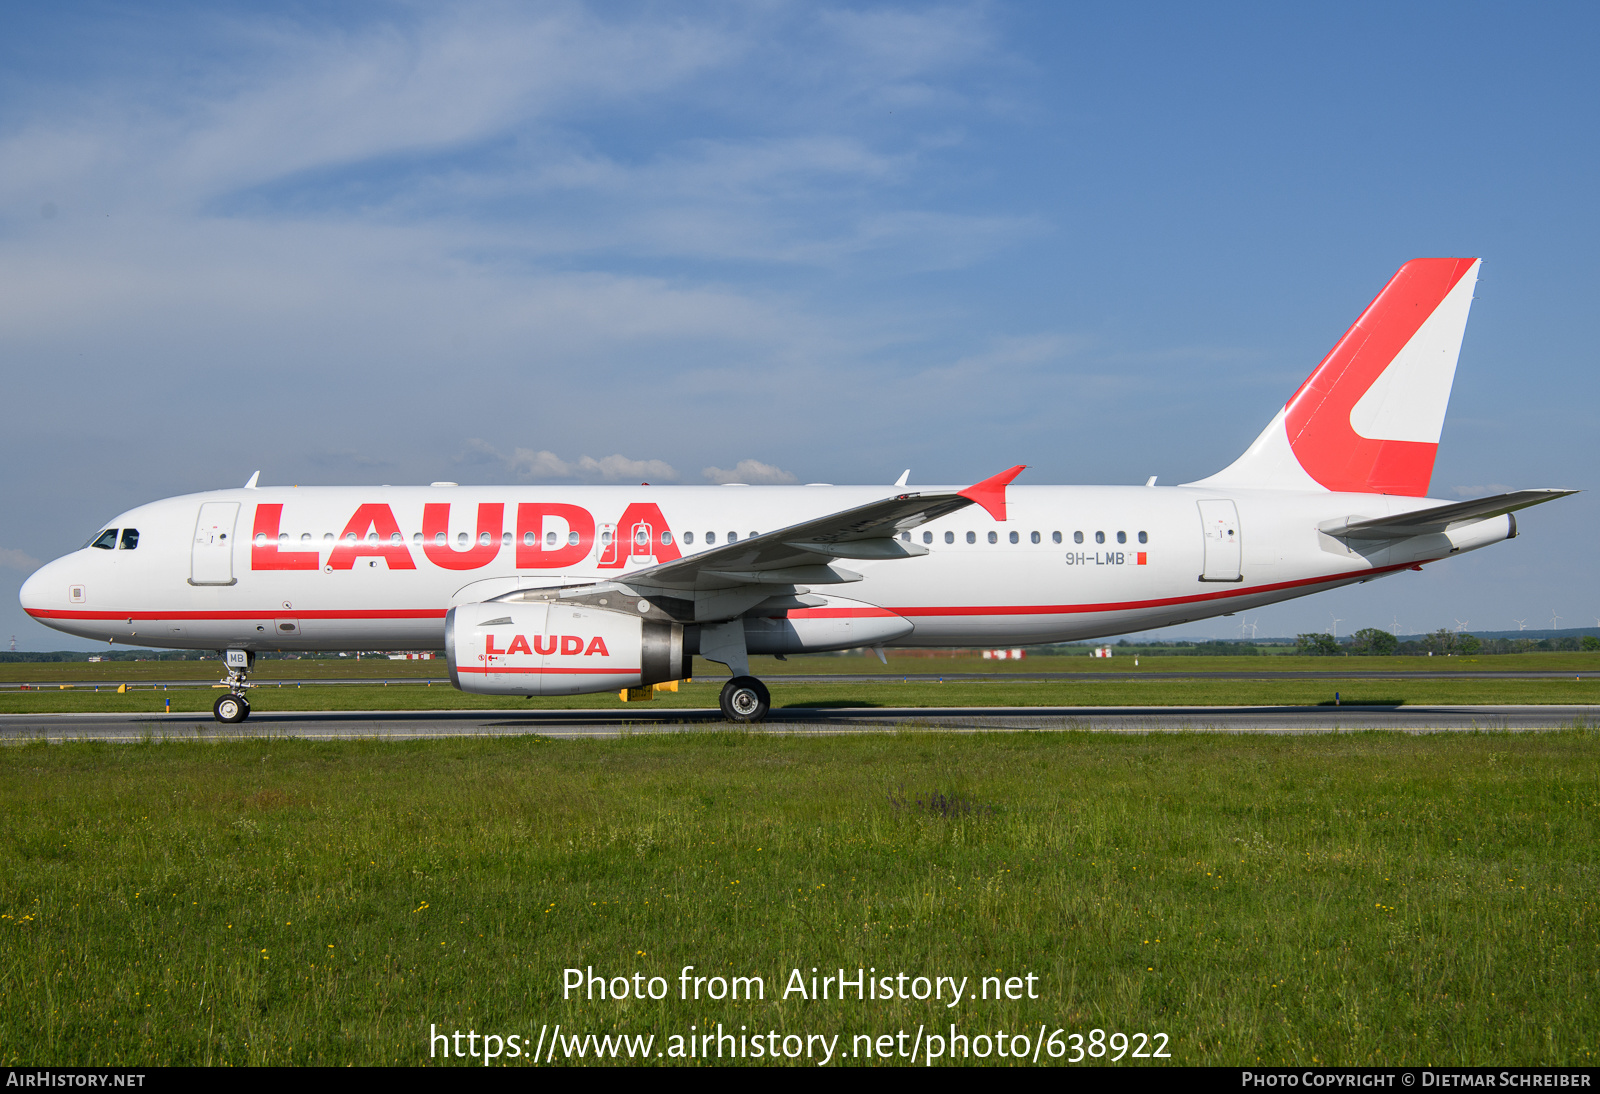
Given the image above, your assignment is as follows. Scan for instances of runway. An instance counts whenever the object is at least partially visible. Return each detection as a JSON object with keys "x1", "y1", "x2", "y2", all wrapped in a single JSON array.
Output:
[
  {"x1": 0, "y1": 704, "x2": 1591, "y2": 742},
  {"x1": 0, "y1": 670, "x2": 1588, "y2": 690}
]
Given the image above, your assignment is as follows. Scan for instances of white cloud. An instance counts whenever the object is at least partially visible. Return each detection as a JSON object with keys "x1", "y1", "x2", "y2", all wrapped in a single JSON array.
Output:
[
  {"x1": 702, "y1": 459, "x2": 798, "y2": 485},
  {"x1": 461, "y1": 441, "x2": 679, "y2": 483},
  {"x1": 0, "y1": 548, "x2": 40, "y2": 571}
]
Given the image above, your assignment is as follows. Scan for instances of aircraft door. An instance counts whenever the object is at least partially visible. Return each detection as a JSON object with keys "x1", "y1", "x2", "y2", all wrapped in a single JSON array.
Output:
[
  {"x1": 1197, "y1": 499, "x2": 1242, "y2": 582},
  {"x1": 191, "y1": 502, "x2": 240, "y2": 586}
]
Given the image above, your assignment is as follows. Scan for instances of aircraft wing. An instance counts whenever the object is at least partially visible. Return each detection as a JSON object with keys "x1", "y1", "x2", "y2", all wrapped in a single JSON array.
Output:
[
  {"x1": 625, "y1": 490, "x2": 966, "y2": 592},
  {"x1": 621, "y1": 465, "x2": 1026, "y2": 593},
  {"x1": 485, "y1": 466, "x2": 1025, "y2": 623},
  {"x1": 1320, "y1": 489, "x2": 1577, "y2": 540}
]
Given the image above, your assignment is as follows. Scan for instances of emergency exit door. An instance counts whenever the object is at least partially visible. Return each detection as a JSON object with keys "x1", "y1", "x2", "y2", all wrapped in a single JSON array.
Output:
[
  {"x1": 191, "y1": 502, "x2": 240, "y2": 586},
  {"x1": 1197, "y1": 499, "x2": 1242, "y2": 582}
]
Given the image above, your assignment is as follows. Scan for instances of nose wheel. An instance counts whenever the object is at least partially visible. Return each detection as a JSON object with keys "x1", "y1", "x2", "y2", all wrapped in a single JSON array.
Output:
[
  {"x1": 719, "y1": 676, "x2": 770, "y2": 723},
  {"x1": 213, "y1": 648, "x2": 255, "y2": 723},
  {"x1": 213, "y1": 693, "x2": 251, "y2": 724}
]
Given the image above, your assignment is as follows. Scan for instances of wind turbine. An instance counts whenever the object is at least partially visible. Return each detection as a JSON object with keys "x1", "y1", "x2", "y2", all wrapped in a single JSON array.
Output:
[
  {"x1": 1390, "y1": 615, "x2": 1401, "y2": 636},
  {"x1": 1454, "y1": 618, "x2": 1469, "y2": 633},
  {"x1": 1328, "y1": 615, "x2": 1342, "y2": 639},
  {"x1": 1551, "y1": 611, "x2": 1562, "y2": 631},
  {"x1": 1513, "y1": 618, "x2": 1527, "y2": 631}
]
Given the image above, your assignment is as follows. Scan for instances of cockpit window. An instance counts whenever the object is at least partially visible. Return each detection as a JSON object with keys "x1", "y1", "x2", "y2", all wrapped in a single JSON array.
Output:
[
  {"x1": 90, "y1": 529, "x2": 118, "y2": 550},
  {"x1": 119, "y1": 529, "x2": 140, "y2": 550}
]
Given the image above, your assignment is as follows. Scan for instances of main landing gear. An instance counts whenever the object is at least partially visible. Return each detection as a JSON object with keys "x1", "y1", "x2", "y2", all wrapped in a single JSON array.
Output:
[
  {"x1": 719, "y1": 676, "x2": 770, "y2": 723},
  {"x1": 214, "y1": 648, "x2": 255, "y2": 724}
]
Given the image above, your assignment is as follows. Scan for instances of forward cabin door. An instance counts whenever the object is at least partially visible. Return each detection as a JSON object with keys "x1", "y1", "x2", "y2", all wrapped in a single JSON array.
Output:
[
  {"x1": 1197, "y1": 499, "x2": 1242, "y2": 582},
  {"x1": 190, "y1": 502, "x2": 240, "y2": 586}
]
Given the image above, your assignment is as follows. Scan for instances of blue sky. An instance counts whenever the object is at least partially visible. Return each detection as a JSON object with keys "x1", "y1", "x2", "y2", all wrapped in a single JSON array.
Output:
[{"x1": 2, "y1": 2, "x2": 1595, "y2": 648}]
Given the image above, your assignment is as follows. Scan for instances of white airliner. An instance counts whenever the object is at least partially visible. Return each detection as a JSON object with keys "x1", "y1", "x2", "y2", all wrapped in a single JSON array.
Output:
[{"x1": 19, "y1": 258, "x2": 1574, "y2": 723}]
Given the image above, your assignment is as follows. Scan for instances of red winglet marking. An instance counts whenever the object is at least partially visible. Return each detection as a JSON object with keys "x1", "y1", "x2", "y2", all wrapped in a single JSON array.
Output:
[{"x1": 957, "y1": 465, "x2": 1026, "y2": 522}]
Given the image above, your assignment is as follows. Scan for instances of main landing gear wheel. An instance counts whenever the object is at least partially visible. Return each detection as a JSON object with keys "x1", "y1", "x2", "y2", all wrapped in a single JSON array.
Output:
[
  {"x1": 213, "y1": 694, "x2": 250, "y2": 724},
  {"x1": 719, "y1": 676, "x2": 770, "y2": 723}
]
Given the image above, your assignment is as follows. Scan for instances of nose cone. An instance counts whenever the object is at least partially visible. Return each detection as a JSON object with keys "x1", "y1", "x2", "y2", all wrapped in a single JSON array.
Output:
[{"x1": 19, "y1": 555, "x2": 69, "y2": 617}]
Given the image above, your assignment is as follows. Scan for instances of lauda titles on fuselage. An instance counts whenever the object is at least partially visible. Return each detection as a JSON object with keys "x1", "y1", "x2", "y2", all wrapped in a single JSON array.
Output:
[{"x1": 19, "y1": 258, "x2": 1576, "y2": 722}]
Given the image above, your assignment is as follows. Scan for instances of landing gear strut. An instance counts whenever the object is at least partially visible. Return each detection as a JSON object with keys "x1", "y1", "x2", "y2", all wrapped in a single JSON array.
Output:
[
  {"x1": 719, "y1": 676, "x2": 770, "y2": 723},
  {"x1": 214, "y1": 648, "x2": 255, "y2": 723}
]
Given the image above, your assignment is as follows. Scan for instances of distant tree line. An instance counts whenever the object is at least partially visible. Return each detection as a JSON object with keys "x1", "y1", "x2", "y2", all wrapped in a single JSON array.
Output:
[{"x1": 1294, "y1": 630, "x2": 1600, "y2": 655}]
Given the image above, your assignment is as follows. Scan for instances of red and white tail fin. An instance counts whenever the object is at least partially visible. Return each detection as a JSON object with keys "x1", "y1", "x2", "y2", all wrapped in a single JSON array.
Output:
[{"x1": 1190, "y1": 257, "x2": 1480, "y2": 496}]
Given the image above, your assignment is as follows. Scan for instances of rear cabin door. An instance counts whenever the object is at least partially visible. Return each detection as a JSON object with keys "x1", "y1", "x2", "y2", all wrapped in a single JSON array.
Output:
[
  {"x1": 191, "y1": 502, "x2": 240, "y2": 586},
  {"x1": 1197, "y1": 499, "x2": 1242, "y2": 582}
]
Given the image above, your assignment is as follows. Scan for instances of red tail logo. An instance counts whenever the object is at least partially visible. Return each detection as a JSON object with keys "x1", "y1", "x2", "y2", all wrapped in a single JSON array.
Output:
[{"x1": 1284, "y1": 258, "x2": 1478, "y2": 496}]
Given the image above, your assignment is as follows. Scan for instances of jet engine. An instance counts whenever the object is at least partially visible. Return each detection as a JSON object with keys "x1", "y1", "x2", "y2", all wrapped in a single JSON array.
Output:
[{"x1": 446, "y1": 600, "x2": 684, "y2": 697}]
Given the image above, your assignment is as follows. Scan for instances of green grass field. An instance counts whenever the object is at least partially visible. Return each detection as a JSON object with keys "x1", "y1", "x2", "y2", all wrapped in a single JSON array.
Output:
[
  {"x1": 1, "y1": 675, "x2": 1595, "y2": 716},
  {"x1": 4, "y1": 650, "x2": 1598, "y2": 684},
  {"x1": 1, "y1": 730, "x2": 1595, "y2": 1066}
]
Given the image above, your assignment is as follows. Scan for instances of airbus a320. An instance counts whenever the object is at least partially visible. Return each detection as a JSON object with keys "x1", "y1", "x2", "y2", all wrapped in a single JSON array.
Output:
[{"x1": 20, "y1": 258, "x2": 1574, "y2": 722}]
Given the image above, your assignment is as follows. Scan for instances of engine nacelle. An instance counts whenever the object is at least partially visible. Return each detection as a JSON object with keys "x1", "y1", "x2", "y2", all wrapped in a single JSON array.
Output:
[{"x1": 446, "y1": 601, "x2": 684, "y2": 696}]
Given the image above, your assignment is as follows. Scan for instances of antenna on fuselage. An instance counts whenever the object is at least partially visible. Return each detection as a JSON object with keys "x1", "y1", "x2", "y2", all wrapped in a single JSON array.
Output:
[
  {"x1": 243, "y1": 471, "x2": 260, "y2": 489},
  {"x1": 894, "y1": 470, "x2": 910, "y2": 488}
]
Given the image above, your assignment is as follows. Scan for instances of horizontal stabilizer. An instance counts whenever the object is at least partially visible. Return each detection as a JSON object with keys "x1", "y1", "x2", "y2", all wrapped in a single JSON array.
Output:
[{"x1": 1319, "y1": 489, "x2": 1577, "y2": 540}]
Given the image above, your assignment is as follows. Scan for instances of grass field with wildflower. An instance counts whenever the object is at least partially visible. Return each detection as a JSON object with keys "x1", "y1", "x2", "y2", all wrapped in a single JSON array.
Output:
[{"x1": 0, "y1": 729, "x2": 1595, "y2": 1067}]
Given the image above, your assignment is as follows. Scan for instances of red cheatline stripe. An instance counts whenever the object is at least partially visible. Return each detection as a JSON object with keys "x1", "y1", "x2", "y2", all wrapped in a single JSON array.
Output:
[
  {"x1": 455, "y1": 665, "x2": 639, "y2": 675},
  {"x1": 25, "y1": 608, "x2": 448, "y2": 621},
  {"x1": 886, "y1": 561, "x2": 1427, "y2": 617},
  {"x1": 25, "y1": 560, "x2": 1431, "y2": 626}
]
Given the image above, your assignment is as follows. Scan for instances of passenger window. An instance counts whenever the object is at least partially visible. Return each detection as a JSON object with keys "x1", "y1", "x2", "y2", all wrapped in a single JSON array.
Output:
[
  {"x1": 987, "y1": 531, "x2": 998, "y2": 544},
  {"x1": 705, "y1": 532, "x2": 716, "y2": 545},
  {"x1": 395, "y1": 533, "x2": 407, "y2": 544},
  {"x1": 749, "y1": 531, "x2": 758, "y2": 540},
  {"x1": 548, "y1": 531, "x2": 560, "y2": 546},
  {"x1": 1138, "y1": 531, "x2": 1148, "y2": 543},
  {"x1": 91, "y1": 529, "x2": 117, "y2": 550},
  {"x1": 944, "y1": 531, "x2": 954, "y2": 544},
  {"x1": 923, "y1": 531, "x2": 933, "y2": 544},
  {"x1": 1095, "y1": 531, "x2": 1105, "y2": 544},
  {"x1": 278, "y1": 533, "x2": 289, "y2": 544},
  {"x1": 455, "y1": 532, "x2": 468, "y2": 547},
  {"x1": 601, "y1": 531, "x2": 613, "y2": 545},
  {"x1": 502, "y1": 532, "x2": 512, "y2": 546},
  {"x1": 1052, "y1": 531, "x2": 1062, "y2": 544},
  {"x1": 727, "y1": 532, "x2": 738, "y2": 543},
  {"x1": 684, "y1": 531, "x2": 695, "y2": 545},
  {"x1": 900, "y1": 532, "x2": 910, "y2": 542},
  {"x1": 1009, "y1": 531, "x2": 1019, "y2": 544},
  {"x1": 1030, "y1": 531, "x2": 1040, "y2": 544},
  {"x1": 966, "y1": 531, "x2": 976, "y2": 544},
  {"x1": 119, "y1": 529, "x2": 139, "y2": 550},
  {"x1": 568, "y1": 531, "x2": 579, "y2": 546},
  {"x1": 303, "y1": 533, "x2": 314, "y2": 543},
  {"x1": 1117, "y1": 531, "x2": 1127, "y2": 544},
  {"x1": 324, "y1": 533, "x2": 334, "y2": 542},
  {"x1": 523, "y1": 532, "x2": 536, "y2": 546},
  {"x1": 412, "y1": 532, "x2": 422, "y2": 545},
  {"x1": 253, "y1": 533, "x2": 268, "y2": 545},
  {"x1": 661, "y1": 531, "x2": 673, "y2": 546},
  {"x1": 1073, "y1": 531, "x2": 1084, "y2": 544}
]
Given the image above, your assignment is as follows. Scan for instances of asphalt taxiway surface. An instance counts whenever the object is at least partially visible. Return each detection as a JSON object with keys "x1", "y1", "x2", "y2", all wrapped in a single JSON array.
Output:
[{"x1": 0, "y1": 704, "x2": 1591, "y2": 742}]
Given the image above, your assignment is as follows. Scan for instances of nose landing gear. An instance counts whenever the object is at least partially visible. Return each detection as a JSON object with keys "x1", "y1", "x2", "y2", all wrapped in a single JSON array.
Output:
[{"x1": 214, "y1": 648, "x2": 255, "y2": 723}]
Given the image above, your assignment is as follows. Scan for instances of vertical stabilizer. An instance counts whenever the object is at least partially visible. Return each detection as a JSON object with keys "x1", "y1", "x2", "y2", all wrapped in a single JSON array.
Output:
[{"x1": 1190, "y1": 258, "x2": 1480, "y2": 496}]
